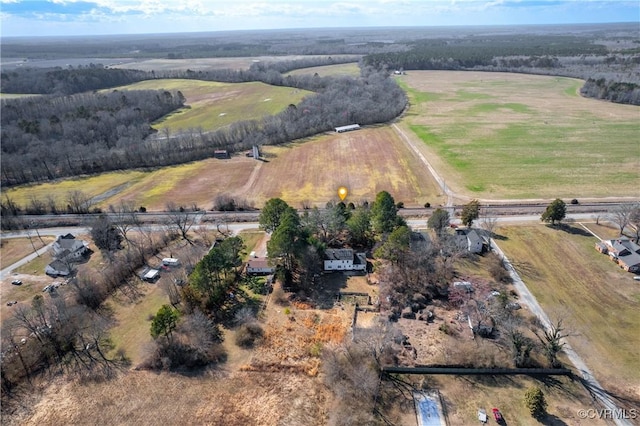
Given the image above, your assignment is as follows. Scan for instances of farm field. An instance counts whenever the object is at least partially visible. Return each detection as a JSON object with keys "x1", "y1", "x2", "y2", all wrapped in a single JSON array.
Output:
[
  {"x1": 247, "y1": 127, "x2": 444, "y2": 207},
  {"x1": 287, "y1": 62, "x2": 361, "y2": 77},
  {"x1": 111, "y1": 55, "x2": 361, "y2": 72},
  {"x1": 495, "y1": 223, "x2": 640, "y2": 401},
  {"x1": 109, "y1": 79, "x2": 311, "y2": 132},
  {"x1": 4, "y1": 127, "x2": 445, "y2": 210},
  {"x1": 399, "y1": 71, "x2": 640, "y2": 199}
]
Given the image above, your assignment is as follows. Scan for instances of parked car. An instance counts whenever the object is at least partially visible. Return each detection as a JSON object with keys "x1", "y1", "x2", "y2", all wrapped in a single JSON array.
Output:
[
  {"x1": 492, "y1": 408, "x2": 503, "y2": 423},
  {"x1": 11, "y1": 280, "x2": 22, "y2": 286}
]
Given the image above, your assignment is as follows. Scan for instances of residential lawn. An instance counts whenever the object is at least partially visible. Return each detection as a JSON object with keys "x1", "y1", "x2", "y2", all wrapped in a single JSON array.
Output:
[
  {"x1": 429, "y1": 374, "x2": 607, "y2": 426},
  {"x1": 0, "y1": 236, "x2": 54, "y2": 268},
  {"x1": 495, "y1": 223, "x2": 640, "y2": 399},
  {"x1": 109, "y1": 79, "x2": 311, "y2": 132},
  {"x1": 238, "y1": 230, "x2": 266, "y2": 261},
  {"x1": 399, "y1": 71, "x2": 640, "y2": 199},
  {"x1": 107, "y1": 282, "x2": 169, "y2": 366},
  {"x1": 14, "y1": 253, "x2": 52, "y2": 276}
]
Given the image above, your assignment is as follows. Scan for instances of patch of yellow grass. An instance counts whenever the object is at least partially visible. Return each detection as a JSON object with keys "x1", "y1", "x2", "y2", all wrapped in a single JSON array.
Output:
[{"x1": 4, "y1": 171, "x2": 146, "y2": 208}]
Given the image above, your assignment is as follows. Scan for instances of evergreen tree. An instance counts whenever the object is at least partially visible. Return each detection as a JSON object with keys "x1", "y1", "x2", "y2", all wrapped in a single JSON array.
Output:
[
  {"x1": 461, "y1": 199, "x2": 480, "y2": 228},
  {"x1": 541, "y1": 199, "x2": 566, "y2": 225},
  {"x1": 371, "y1": 191, "x2": 398, "y2": 235},
  {"x1": 524, "y1": 386, "x2": 547, "y2": 418}
]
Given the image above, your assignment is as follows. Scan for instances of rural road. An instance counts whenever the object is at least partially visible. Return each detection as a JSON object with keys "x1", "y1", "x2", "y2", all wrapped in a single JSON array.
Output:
[
  {"x1": 392, "y1": 123, "x2": 454, "y2": 212},
  {"x1": 491, "y1": 240, "x2": 633, "y2": 426}
]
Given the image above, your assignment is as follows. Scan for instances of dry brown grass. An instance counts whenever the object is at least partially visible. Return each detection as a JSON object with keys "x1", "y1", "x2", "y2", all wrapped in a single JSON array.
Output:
[
  {"x1": 6, "y1": 369, "x2": 329, "y2": 426},
  {"x1": 244, "y1": 127, "x2": 444, "y2": 208},
  {"x1": 429, "y1": 374, "x2": 608, "y2": 426},
  {"x1": 497, "y1": 223, "x2": 640, "y2": 402},
  {"x1": 0, "y1": 236, "x2": 54, "y2": 268}
]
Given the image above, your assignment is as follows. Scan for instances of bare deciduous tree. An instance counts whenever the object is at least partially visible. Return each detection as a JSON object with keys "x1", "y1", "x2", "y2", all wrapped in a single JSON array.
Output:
[
  {"x1": 480, "y1": 207, "x2": 499, "y2": 239},
  {"x1": 65, "y1": 190, "x2": 93, "y2": 214},
  {"x1": 165, "y1": 202, "x2": 198, "y2": 244},
  {"x1": 609, "y1": 203, "x2": 636, "y2": 236},
  {"x1": 533, "y1": 318, "x2": 576, "y2": 368}
]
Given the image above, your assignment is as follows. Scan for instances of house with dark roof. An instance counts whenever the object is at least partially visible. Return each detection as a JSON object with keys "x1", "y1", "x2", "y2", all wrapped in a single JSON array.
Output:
[
  {"x1": 595, "y1": 237, "x2": 640, "y2": 272},
  {"x1": 324, "y1": 248, "x2": 366, "y2": 271},
  {"x1": 45, "y1": 260, "x2": 71, "y2": 277}
]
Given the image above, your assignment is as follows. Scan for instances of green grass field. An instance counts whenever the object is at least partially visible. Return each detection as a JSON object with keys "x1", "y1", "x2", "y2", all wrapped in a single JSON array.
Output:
[
  {"x1": 400, "y1": 71, "x2": 640, "y2": 199},
  {"x1": 109, "y1": 79, "x2": 311, "y2": 132},
  {"x1": 496, "y1": 223, "x2": 640, "y2": 397}
]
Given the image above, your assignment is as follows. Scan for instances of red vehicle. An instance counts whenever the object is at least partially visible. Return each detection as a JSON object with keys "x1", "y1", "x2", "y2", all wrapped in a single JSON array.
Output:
[{"x1": 492, "y1": 408, "x2": 503, "y2": 423}]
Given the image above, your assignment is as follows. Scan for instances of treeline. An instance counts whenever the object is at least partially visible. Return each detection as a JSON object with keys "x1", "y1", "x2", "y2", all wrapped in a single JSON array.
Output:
[
  {"x1": 0, "y1": 56, "x2": 356, "y2": 95},
  {"x1": 580, "y1": 78, "x2": 640, "y2": 105},
  {"x1": 363, "y1": 35, "x2": 607, "y2": 70},
  {"x1": 1, "y1": 66, "x2": 149, "y2": 95},
  {"x1": 1, "y1": 64, "x2": 406, "y2": 187},
  {"x1": 1, "y1": 90, "x2": 185, "y2": 185}
]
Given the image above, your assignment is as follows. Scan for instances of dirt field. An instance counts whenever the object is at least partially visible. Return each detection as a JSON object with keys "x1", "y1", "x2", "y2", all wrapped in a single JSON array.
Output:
[
  {"x1": 399, "y1": 71, "x2": 640, "y2": 199},
  {"x1": 242, "y1": 127, "x2": 444, "y2": 207},
  {"x1": 496, "y1": 223, "x2": 640, "y2": 402},
  {"x1": 287, "y1": 62, "x2": 361, "y2": 77}
]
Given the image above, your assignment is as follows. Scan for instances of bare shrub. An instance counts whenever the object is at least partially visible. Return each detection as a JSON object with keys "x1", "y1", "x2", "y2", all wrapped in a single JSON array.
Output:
[
  {"x1": 235, "y1": 322, "x2": 264, "y2": 348},
  {"x1": 488, "y1": 253, "x2": 511, "y2": 283}
]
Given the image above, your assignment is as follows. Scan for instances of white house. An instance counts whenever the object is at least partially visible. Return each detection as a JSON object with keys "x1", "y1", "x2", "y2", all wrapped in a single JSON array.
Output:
[
  {"x1": 51, "y1": 233, "x2": 89, "y2": 262},
  {"x1": 323, "y1": 249, "x2": 367, "y2": 271},
  {"x1": 246, "y1": 258, "x2": 275, "y2": 275},
  {"x1": 455, "y1": 229, "x2": 487, "y2": 254}
]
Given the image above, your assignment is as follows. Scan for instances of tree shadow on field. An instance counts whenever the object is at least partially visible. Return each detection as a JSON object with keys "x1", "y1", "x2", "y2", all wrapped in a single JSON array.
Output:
[
  {"x1": 539, "y1": 414, "x2": 568, "y2": 426},
  {"x1": 312, "y1": 272, "x2": 348, "y2": 309},
  {"x1": 545, "y1": 224, "x2": 591, "y2": 237},
  {"x1": 457, "y1": 374, "x2": 520, "y2": 389}
]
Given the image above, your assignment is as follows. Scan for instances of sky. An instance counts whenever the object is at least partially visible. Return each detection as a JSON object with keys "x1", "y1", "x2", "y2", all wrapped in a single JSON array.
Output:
[{"x1": 1, "y1": 0, "x2": 638, "y2": 38}]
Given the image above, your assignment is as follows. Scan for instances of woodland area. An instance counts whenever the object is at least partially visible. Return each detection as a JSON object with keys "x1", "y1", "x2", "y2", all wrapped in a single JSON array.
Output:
[{"x1": 0, "y1": 61, "x2": 407, "y2": 186}]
